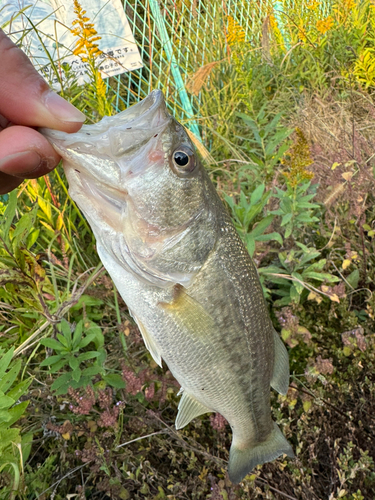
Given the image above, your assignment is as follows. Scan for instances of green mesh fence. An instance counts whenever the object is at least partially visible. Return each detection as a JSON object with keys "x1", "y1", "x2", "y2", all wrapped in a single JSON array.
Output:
[
  {"x1": 0, "y1": 0, "x2": 330, "y2": 203},
  {"x1": 113, "y1": 0, "x2": 274, "y2": 137},
  {"x1": 111, "y1": 0, "x2": 331, "y2": 138}
]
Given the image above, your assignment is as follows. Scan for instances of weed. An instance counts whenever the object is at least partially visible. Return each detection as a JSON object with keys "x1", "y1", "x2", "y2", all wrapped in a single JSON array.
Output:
[{"x1": 1, "y1": 1, "x2": 375, "y2": 498}]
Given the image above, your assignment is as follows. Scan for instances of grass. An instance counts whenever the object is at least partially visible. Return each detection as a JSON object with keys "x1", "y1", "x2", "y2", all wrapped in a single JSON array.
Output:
[{"x1": 1, "y1": 0, "x2": 375, "y2": 498}]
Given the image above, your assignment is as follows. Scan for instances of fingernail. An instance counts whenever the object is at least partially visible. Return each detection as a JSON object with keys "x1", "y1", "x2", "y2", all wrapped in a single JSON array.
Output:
[
  {"x1": 43, "y1": 91, "x2": 86, "y2": 123},
  {"x1": 0, "y1": 151, "x2": 42, "y2": 177}
]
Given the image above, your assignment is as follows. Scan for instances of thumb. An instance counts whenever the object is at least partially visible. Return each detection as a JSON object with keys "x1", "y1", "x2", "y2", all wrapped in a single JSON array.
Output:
[{"x1": 0, "y1": 29, "x2": 85, "y2": 132}]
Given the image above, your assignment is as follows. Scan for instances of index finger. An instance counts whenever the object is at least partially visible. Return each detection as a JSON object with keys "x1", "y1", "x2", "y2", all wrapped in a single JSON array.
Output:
[{"x1": 0, "y1": 29, "x2": 85, "y2": 132}]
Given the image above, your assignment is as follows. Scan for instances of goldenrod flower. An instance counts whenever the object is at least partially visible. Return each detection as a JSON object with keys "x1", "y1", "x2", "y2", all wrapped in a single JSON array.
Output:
[
  {"x1": 343, "y1": 0, "x2": 355, "y2": 9},
  {"x1": 227, "y1": 15, "x2": 246, "y2": 47},
  {"x1": 316, "y1": 16, "x2": 334, "y2": 34},
  {"x1": 71, "y1": 0, "x2": 102, "y2": 62},
  {"x1": 269, "y1": 14, "x2": 278, "y2": 30},
  {"x1": 307, "y1": 0, "x2": 320, "y2": 9},
  {"x1": 282, "y1": 129, "x2": 314, "y2": 188}
]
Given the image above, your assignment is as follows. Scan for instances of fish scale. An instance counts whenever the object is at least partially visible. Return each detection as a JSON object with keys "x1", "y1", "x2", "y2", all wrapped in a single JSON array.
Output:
[{"x1": 41, "y1": 89, "x2": 294, "y2": 483}]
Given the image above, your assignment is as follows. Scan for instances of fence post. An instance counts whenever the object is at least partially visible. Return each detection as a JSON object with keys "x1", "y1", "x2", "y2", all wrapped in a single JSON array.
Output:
[{"x1": 148, "y1": 0, "x2": 201, "y2": 140}]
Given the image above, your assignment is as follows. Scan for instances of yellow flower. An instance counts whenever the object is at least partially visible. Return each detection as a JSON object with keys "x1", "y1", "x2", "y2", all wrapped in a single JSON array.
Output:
[
  {"x1": 282, "y1": 128, "x2": 314, "y2": 188},
  {"x1": 226, "y1": 15, "x2": 246, "y2": 47},
  {"x1": 96, "y1": 73, "x2": 107, "y2": 99},
  {"x1": 71, "y1": 0, "x2": 102, "y2": 62},
  {"x1": 307, "y1": 1, "x2": 321, "y2": 10},
  {"x1": 316, "y1": 16, "x2": 334, "y2": 34},
  {"x1": 298, "y1": 20, "x2": 307, "y2": 42},
  {"x1": 343, "y1": 0, "x2": 355, "y2": 9},
  {"x1": 269, "y1": 14, "x2": 278, "y2": 30}
]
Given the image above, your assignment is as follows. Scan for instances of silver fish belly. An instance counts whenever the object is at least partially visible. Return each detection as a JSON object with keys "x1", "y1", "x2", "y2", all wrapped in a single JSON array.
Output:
[{"x1": 41, "y1": 90, "x2": 294, "y2": 483}]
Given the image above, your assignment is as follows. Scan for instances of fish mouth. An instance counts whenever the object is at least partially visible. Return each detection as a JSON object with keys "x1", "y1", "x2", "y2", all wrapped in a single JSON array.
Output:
[
  {"x1": 40, "y1": 89, "x2": 171, "y2": 175},
  {"x1": 41, "y1": 89, "x2": 169, "y2": 146},
  {"x1": 40, "y1": 90, "x2": 172, "y2": 220}
]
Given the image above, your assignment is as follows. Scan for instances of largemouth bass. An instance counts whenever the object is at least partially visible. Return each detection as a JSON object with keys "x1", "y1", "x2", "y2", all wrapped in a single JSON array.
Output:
[{"x1": 41, "y1": 90, "x2": 294, "y2": 483}]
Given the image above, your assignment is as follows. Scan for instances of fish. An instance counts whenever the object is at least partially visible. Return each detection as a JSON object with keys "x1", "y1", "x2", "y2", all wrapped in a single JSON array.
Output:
[{"x1": 41, "y1": 90, "x2": 294, "y2": 483}]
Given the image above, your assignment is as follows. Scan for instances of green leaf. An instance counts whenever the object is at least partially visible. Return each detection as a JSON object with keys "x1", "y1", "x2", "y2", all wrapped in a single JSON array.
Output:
[
  {"x1": 346, "y1": 269, "x2": 360, "y2": 289},
  {"x1": 224, "y1": 194, "x2": 235, "y2": 210},
  {"x1": 69, "y1": 357, "x2": 80, "y2": 371},
  {"x1": 26, "y1": 228, "x2": 40, "y2": 250},
  {"x1": 274, "y1": 296, "x2": 292, "y2": 307},
  {"x1": 237, "y1": 113, "x2": 262, "y2": 145},
  {"x1": 7, "y1": 378, "x2": 32, "y2": 402},
  {"x1": 0, "y1": 190, "x2": 17, "y2": 246},
  {"x1": 295, "y1": 213, "x2": 319, "y2": 223},
  {"x1": 265, "y1": 128, "x2": 293, "y2": 157},
  {"x1": 250, "y1": 215, "x2": 274, "y2": 238},
  {"x1": 85, "y1": 323, "x2": 104, "y2": 350},
  {"x1": 0, "y1": 348, "x2": 15, "y2": 380},
  {"x1": 77, "y1": 333, "x2": 97, "y2": 349},
  {"x1": 302, "y1": 271, "x2": 327, "y2": 281},
  {"x1": 281, "y1": 213, "x2": 293, "y2": 226},
  {"x1": 284, "y1": 224, "x2": 293, "y2": 239},
  {"x1": 255, "y1": 232, "x2": 283, "y2": 245},
  {"x1": 51, "y1": 372, "x2": 73, "y2": 391},
  {"x1": 57, "y1": 333, "x2": 70, "y2": 349},
  {"x1": 40, "y1": 354, "x2": 64, "y2": 367},
  {"x1": 0, "y1": 428, "x2": 20, "y2": 450},
  {"x1": 103, "y1": 374, "x2": 126, "y2": 389},
  {"x1": 291, "y1": 272, "x2": 304, "y2": 294},
  {"x1": 72, "y1": 321, "x2": 83, "y2": 349},
  {"x1": 21, "y1": 432, "x2": 33, "y2": 465},
  {"x1": 60, "y1": 319, "x2": 73, "y2": 340},
  {"x1": 4, "y1": 401, "x2": 29, "y2": 427},
  {"x1": 0, "y1": 359, "x2": 21, "y2": 393},
  {"x1": 304, "y1": 260, "x2": 326, "y2": 273},
  {"x1": 70, "y1": 295, "x2": 104, "y2": 310},
  {"x1": 246, "y1": 235, "x2": 255, "y2": 257},
  {"x1": 81, "y1": 366, "x2": 103, "y2": 377},
  {"x1": 48, "y1": 359, "x2": 68, "y2": 373},
  {"x1": 40, "y1": 338, "x2": 66, "y2": 351},
  {"x1": 71, "y1": 368, "x2": 82, "y2": 383},
  {"x1": 0, "y1": 395, "x2": 15, "y2": 410},
  {"x1": 290, "y1": 284, "x2": 301, "y2": 303},
  {"x1": 250, "y1": 184, "x2": 265, "y2": 206},
  {"x1": 264, "y1": 112, "x2": 282, "y2": 137},
  {"x1": 76, "y1": 351, "x2": 101, "y2": 362},
  {"x1": 258, "y1": 265, "x2": 287, "y2": 274},
  {"x1": 296, "y1": 202, "x2": 320, "y2": 209},
  {"x1": 12, "y1": 204, "x2": 38, "y2": 248},
  {"x1": 0, "y1": 411, "x2": 12, "y2": 425},
  {"x1": 299, "y1": 251, "x2": 321, "y2": 267}
]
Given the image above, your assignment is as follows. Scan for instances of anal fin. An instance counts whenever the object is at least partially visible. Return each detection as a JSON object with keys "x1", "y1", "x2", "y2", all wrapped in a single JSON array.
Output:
[
  {"x1": 270, "y1": 330, "x2": 290, "y2": 396},
  {"x1": 175, "y1": 391, "x2": 211, "y2": 430}
]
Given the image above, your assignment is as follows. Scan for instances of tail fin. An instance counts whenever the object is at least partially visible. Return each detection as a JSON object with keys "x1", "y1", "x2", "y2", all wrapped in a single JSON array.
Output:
[{"x1": 228, "y1": 423, "x2": 295, "y2": 484}]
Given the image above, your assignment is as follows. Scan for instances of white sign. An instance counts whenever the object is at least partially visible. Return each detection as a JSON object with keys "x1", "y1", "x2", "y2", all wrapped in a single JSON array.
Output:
[{"x1": 0, "y1": 0, "x2": 143, "y2": 87}]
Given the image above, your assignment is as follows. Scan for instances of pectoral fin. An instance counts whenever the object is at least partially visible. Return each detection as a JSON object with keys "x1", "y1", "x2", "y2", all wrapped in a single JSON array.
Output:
[
  {"x1": 158, "y1": 284, "x2": 216, "y2": 335},
  {"x1": 270, "y1": 330, "x2": 290, "y2": 396},
  {"x1": 133, "y1": 317, "x2": 162, "y2": 368},
  {"x1": 175, "y1": 391, "x2": 211, "y2": 429}
]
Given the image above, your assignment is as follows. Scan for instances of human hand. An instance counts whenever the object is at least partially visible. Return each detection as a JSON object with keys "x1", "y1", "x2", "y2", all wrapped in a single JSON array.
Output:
[{"x1": 0, "y1": 29, "x2": 85, "y2": 194}]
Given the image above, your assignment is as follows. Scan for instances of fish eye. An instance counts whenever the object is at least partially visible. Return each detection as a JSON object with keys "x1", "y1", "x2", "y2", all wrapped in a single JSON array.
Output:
[
  {"x1": 174, "y1": 151, "x2": 189, "y2": 167},
  {"x1": 171, "y1": 147, "x2": 196, "y2": 176}
]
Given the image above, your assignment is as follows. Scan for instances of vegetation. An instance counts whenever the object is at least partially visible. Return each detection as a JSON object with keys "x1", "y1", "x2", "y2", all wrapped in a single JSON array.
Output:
[{"x1": 0, "y1": 0, "x2": 375, "y2": 498}]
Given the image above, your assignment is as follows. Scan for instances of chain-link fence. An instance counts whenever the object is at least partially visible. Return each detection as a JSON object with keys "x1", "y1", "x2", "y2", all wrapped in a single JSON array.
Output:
[
  {"x1": 113, "y1": 0, "x2": 331, "y2": 137},
  {"x1": 0, "y1": 0, "x2": 331, "y2": 202}
]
